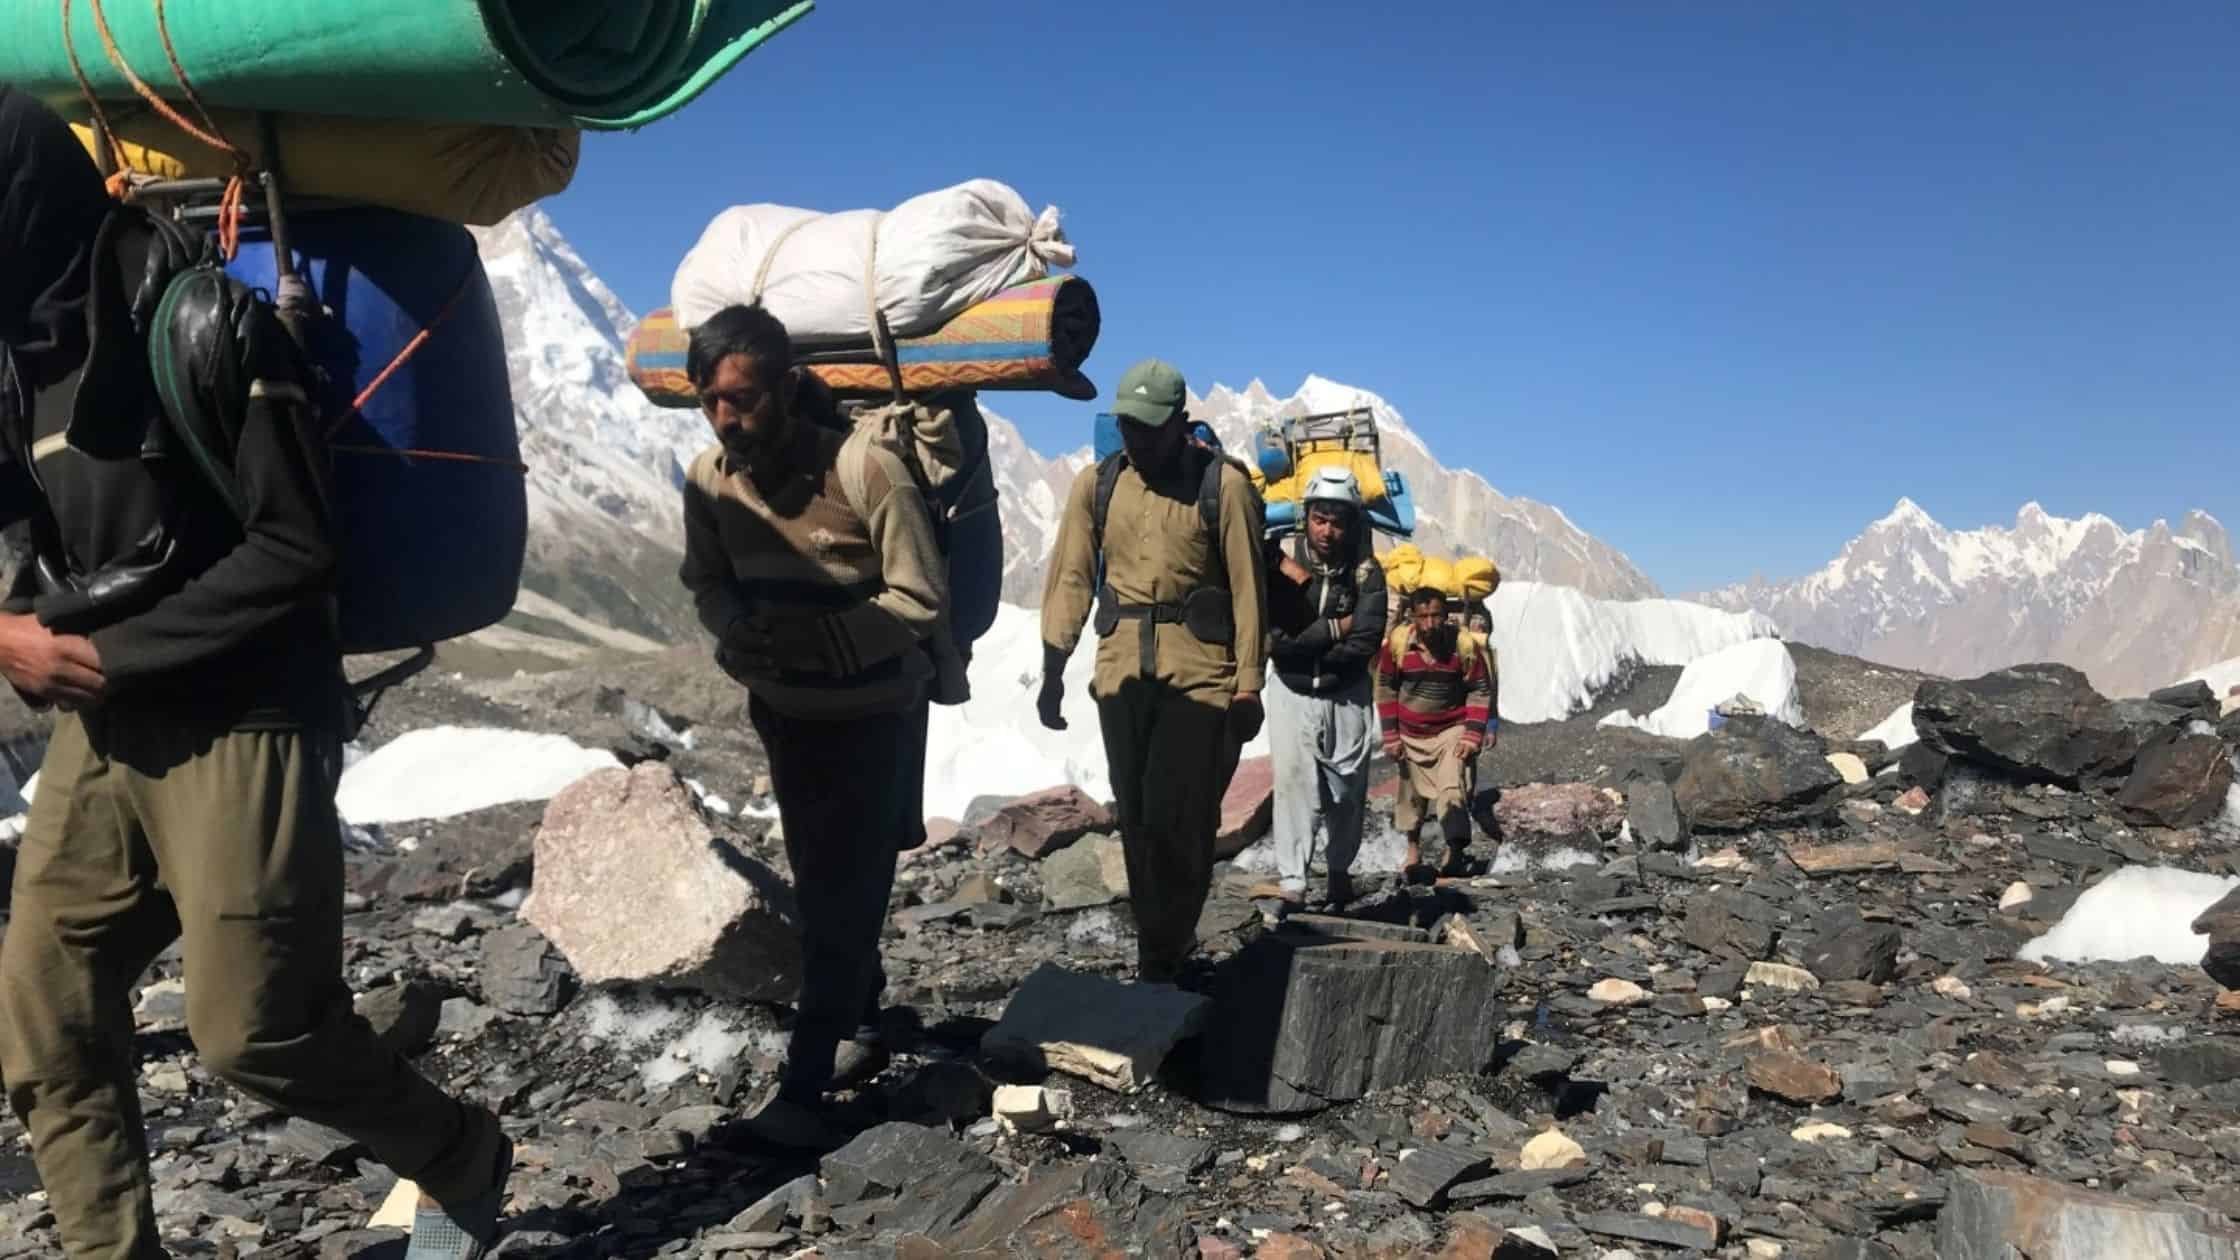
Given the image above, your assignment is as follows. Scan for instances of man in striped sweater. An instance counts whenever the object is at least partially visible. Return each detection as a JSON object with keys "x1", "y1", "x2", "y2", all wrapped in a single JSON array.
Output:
[
  {"x1": 678, "y1": 305, "x2": 946, "y2": 1147},
  {"x1": 1373, "y1": 576, "x2": 1498, "y2": 879}
]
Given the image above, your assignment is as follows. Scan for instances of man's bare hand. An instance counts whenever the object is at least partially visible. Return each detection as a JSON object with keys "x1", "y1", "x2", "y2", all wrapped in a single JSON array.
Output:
[
  {"x1": 1277, "y1": 553, "x2": 1312, "y2": 585},
  {"x1": 0, "y1": 613, "x2": 104, "y2": 708}
]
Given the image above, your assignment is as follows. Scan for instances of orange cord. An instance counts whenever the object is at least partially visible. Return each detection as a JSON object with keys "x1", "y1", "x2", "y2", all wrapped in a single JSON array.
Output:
[
  {"x1": 331, "y1": 271, "x2": 478, "y2": 437},
  {"x1": 68, "y1": 0, "x2": 253, "y2": 256}
]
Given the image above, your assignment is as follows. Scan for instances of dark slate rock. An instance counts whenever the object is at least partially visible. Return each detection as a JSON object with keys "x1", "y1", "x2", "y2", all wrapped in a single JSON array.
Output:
[
  {"x1": 1673, "y1": 722, "x2": 1844, "y2": 831},
  {"x1": 1937, "y1": 1168, "x2": 2240, "y2": 1260},
  {"x1": 2115, "y1": 729, "x2": 2235, "y2": 828},
  {"x1": 1805, "y1": 912, "x2": 1903, "y2": 984},
  {"x1": 1195, "y1": 932, "x2": 1500, "y2": 1115},
  {"x1": 1914, "y1": 665, "x2": 2154, "y2": 787},
  {"x1": 354, "y1": 980, "x2": 445, "y2": 1058},
  {"x1": 1626, "y1": 778, "x2": 1683, "y2": 851},
  {"x1": 1107, "y1": 1131, "x2": 1216, "y2": 1176},
  {"x1": 2194, "y1": 886, "x2": 2240, "y2": 990},
  {"x1": 1389, "y1": 1145, "x2": 1492, "y2": 1208},
  {"x1": 2156, "y1": 1041, "x2": 2240, "y2": 1090},
  {"x1": 1682, "y1": 891, "x2": 1777, "y2": 961},
  {"x1": 1449, "y1": 1167, "x2": 1594, "y2": 1203},
  {"x1": 1578, "y1": 1210, "x2": 1721, "y2": 1251},
  {"x1": 820, "y1": 1122, "x2": 998, "y2": 1208},
  {"x1": 479, "y1": 923, "x2": 575, "y2": 1017}
]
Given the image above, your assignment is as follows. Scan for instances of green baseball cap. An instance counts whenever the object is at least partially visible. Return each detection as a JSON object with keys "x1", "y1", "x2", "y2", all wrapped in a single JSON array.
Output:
[{"x1": 1111, "y1": 358, "x2": 1187, "y2": 426}]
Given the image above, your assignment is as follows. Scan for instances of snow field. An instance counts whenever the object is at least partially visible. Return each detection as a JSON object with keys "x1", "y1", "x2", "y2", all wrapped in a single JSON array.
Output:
[{"x1": 1598, "y1": 639, "x2": 1803, "y2": 739}]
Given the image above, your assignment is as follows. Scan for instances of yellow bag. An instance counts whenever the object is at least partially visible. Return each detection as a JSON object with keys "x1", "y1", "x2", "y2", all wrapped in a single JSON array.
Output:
[
  {"x1": 1453, "y1": 555, "x2": 1499, "y2": 602},
  {"x1": 1254, "y1": 448, "x2": 1390, "y2": 511},
  {"x1": 1380, "y1": 542, "x2": 1425, "y2": 593},
  {"x1": 1416, "y1": 556, "x2": 1456, "y2": 598},
  {"x1": 73, "y1": 108, "x2": 578, "y2": 226}
]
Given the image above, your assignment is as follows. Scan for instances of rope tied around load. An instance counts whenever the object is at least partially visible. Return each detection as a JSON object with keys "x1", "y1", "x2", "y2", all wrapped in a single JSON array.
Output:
[{"x1": 62, "y1": 0, "x2": 255, "y2": 257}]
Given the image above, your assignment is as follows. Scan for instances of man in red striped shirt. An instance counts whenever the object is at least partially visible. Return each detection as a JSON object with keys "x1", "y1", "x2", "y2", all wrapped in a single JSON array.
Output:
[{"x1": 1373, "y1": 575, "x2": 1497, "y2": 879}]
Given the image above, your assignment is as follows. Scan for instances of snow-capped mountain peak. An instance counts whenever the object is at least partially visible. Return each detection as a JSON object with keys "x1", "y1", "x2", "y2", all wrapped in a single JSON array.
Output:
[{"x1": 1701, "y1": 500, "x2": 2240, "y2": 698}]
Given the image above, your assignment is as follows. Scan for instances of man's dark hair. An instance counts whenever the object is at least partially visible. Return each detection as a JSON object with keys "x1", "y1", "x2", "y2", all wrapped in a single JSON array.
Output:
[
  {"x1": 1410, "y1": 586, "x2": 1450, "y2": 609},
  {"x1": 686, "y1": 303, "x2": 792, "y2": 389}
]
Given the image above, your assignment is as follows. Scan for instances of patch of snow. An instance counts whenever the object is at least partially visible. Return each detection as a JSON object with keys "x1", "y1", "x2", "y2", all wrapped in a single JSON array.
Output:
[
  {"x1": 336, "y1": 727, "x2": 620, "y2": 825},
  {"x1": 1600, "y1": 640, "x2": 1802, "y2": 739},
  {"x1": 2016, "y1": 866, "x2": 2240, "y2": 966},
  {"x1": 641, "y1": 1010, "x2": 778, "y2": 1090},
  {"x1": 1859, "y1": 702, "x2": 1919, "y2": 751},
  {"x1": 1485, "y1": 582, "x2": 1779, "y2": 724},
  {"x1": 1488, "y1": 845, "x2": 1603, "y2": 875},
  {"x1": 2109, "y1": 1023, "x2": 2184, "y2": 1048},
  {"x1": 1230, "y1": 820, "x2": 1411, "y2": 878}
]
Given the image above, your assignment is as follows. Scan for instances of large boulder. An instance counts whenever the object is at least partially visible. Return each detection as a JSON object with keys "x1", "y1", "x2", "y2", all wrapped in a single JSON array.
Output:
[
  {"x1": 1913, "y1": 665, "x2": 2156, "y2": 787},
  {"x1": 1672, "y1": 721, "x2": 1844, "y2": 832},
  {"x1": 977, "y1": 787, "x2": 1113, "y2": 860},
  {"x1": 521, "y1": 764, "x2": 801, "y2": 1001},
  {"x1": 1937, "y1": 1168, "x2": 2240, "y2": 1260},
  {"x1": 2150, "y1": 681, "x2": 2221, "y2": 724},
  {"x1": 1193, "y1": 921, "x2": 1502, "y2": 1115},
  {"x1": 2114, "y1": 729, "x2": 2235, "y2": 828}
]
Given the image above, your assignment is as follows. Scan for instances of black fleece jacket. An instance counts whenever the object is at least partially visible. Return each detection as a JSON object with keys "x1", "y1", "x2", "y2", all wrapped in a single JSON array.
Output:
[
  {"x1": 1266, "y1": 531, "x2": 1386, "y2": 696},
  {"x1": 1, "y1": 91, "x2": 341, "y2": 729}
]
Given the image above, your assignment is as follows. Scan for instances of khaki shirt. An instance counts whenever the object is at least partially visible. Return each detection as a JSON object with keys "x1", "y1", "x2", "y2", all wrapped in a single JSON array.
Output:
[{"x1": 1041, "y1": 455, "x2": 1267, "y2": 703}]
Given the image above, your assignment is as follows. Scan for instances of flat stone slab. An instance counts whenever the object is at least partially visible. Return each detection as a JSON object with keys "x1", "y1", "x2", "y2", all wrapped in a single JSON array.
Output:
[
  {"x1": 981, "y1": 963, "x2": 1209, "y2": 1091},
  {"x1": 1938, "y1": 1168, "x2": 2240, "y2": 1260}
]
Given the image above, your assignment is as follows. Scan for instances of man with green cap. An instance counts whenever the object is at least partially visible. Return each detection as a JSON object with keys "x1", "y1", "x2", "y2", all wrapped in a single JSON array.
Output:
[{"x1": 1039, "y1": 359, "x2": 1267, "y2": 983}]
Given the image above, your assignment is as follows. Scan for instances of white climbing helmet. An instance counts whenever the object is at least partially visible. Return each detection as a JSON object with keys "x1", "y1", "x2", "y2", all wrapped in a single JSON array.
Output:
[{"x1": 1301, "y1": 465, "x2": 1363, "y2": 510}]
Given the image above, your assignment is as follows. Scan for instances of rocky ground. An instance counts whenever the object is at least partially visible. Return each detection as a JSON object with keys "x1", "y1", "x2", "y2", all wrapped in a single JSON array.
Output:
[{"x1": 1, "y1": 646, "x2": 2238, "y2": 1259}]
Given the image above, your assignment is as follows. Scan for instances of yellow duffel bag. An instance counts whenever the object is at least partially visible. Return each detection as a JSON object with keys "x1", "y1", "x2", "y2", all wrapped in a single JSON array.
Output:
[
  {"x1": 74, "y1": 107, "x2": 578, "y2": 226},
  {"x1": 1380, "y1": 542, "x2": 1425, "y2": 594},
  {"x1": 1257, "y1": 448, "x2": 1391, "y2": 511},
  {"x1": 1453, "y1": 555, "x2": 1499, "y2": 601}
]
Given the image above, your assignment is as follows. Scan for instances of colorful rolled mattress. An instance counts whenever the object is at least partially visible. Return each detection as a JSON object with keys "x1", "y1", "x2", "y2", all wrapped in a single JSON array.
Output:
[{"x1": 627, "y1": 274, "x2": 1100, "y2": 407}]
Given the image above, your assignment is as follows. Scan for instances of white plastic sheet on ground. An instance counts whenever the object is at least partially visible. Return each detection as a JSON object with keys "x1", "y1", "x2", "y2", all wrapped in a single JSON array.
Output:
[
  {"x1": 2017, "y1": 866, "x2": 2240, "y2": 966},
  {"x1": 335, "y1": 727, "x2": 620, "y2": 825},
  {"x1": 1859, "y1": 701, "x2": 1919, "y2": 750},
  {"x1": 1598, "y1": 639, "x2": 1804, "y2": 739},
  {"x1": 670, "y1": 179, "x2": 1073, "y2": 340}
]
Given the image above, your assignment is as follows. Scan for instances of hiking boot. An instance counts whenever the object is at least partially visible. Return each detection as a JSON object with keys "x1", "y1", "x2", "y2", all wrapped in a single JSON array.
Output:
[
  {"x1": 405, "y1": 1135, "x2": 513, "y2": 1260},
  {"x1": 830, "y1": 1038, "x2": 891, "y2": 1091},
  {"x1": 1439, "y1": 846, "x2": 1474, "y2": 879},
  {"x1": 739, "y1": 1088, "x2": 848, "y2": 1152}
]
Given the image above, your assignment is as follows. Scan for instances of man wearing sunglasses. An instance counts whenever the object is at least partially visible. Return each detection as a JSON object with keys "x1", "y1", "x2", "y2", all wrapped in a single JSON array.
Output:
[{"x1": 677, "y1": 304, "x2": 945, "y2": 1148}]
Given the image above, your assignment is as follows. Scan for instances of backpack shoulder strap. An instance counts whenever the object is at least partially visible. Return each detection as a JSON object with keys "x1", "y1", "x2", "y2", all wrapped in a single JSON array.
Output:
[
  {"x1": 1091, "y1": 452, "x2": 1127, "y2": 556},
  {"x1": 835, "y1": 424, "x2": 875, "y2": 525},
  {"x1": 149, "y1": 264, "x2": 253, "y2": 523}
]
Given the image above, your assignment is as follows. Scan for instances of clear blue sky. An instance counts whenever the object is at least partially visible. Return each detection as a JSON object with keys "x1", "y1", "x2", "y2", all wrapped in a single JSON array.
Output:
[{"x1": 545, "y1": 1, "x2": 2240, "y2": 593}]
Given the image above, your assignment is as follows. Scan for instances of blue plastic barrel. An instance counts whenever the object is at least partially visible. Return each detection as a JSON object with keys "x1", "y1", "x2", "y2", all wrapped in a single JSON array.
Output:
[{"x1": 227, "y1": 207, "x2": 525, "y2": 654}]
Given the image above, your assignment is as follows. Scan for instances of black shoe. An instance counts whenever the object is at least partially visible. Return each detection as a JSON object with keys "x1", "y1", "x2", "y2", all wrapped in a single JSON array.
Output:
[{"x1": 739, "y1": 1087, "x2": 848, "y2": 1152}]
